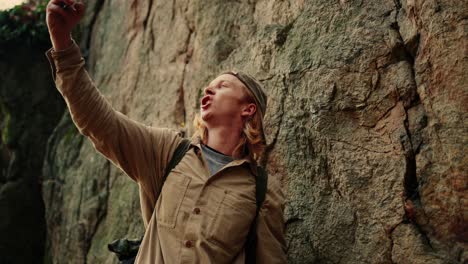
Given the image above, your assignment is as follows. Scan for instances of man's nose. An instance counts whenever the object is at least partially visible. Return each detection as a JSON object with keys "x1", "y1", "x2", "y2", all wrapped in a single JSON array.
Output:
[{"x1": 204, "y1": 86, "x2": 214, "y2": 95}]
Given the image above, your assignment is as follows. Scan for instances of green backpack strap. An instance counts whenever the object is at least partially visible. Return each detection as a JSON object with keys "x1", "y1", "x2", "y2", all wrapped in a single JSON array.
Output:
[
  {"x1": 244, "y1": 166, "x2": 268, "y2": 264},
  {"x1": 163, "y1": 138, "x2": 192, "y2": 182}
]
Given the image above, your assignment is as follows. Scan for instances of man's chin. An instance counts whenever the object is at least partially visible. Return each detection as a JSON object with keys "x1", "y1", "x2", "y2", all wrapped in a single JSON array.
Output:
[{"x1": 200, "y1": 111, "x2": 211, "y2": 122}]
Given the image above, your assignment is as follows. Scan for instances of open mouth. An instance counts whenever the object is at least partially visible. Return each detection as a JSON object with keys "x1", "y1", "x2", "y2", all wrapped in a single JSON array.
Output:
[{"x1": 201, "y1": 95, "x2": 212, "y2": 109}]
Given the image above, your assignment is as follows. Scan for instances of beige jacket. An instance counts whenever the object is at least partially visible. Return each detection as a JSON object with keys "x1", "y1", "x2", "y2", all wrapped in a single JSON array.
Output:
[{"x1": 46, "y1": 42, "x2": 287, "y2": 264}]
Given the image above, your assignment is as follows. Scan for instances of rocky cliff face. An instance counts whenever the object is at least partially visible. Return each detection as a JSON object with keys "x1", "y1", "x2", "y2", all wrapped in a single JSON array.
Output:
[
  {"x1": 0, "y1": 44, "x2": 65, "y2": 263},
  {"x1": 43, "y1": 0, "x2": 466, "y2": 263}
]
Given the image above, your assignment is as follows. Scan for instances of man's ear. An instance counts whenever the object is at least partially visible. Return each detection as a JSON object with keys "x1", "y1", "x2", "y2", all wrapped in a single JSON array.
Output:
[{"x1": 241, "y1": 103, "x2": 257, "y2": 118}]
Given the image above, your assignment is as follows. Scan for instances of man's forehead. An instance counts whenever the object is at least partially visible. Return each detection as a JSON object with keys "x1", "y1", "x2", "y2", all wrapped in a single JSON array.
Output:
[{"x1": 209, "y1": 74, "x2": 243, "y2": 87}]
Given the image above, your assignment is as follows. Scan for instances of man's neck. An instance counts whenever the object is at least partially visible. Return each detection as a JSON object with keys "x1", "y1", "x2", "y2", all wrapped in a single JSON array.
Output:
[{"x1": 205, "y1": 126, "x2": 242, "y2": 157}]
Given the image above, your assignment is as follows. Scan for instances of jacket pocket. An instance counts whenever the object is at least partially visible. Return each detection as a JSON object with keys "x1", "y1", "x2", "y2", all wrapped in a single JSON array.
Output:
[
  {"x1": 156, "y1": 173, "x2": 191, "y2": 228},
  {"x1": 207, "y1": 190, "x2": 256, "y2": 252}
]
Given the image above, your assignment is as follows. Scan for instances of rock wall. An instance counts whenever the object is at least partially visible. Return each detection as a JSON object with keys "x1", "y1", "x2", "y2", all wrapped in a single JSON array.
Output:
[
  {"x1": 43, "y1": 0, "x2": 467, "y2": 263},
  {"x1": 0, "y1": 43, "x2": 65, "y2": 263}
]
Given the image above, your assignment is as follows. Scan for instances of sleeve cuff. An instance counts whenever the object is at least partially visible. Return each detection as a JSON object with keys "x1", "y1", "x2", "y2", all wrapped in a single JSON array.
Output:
[{"x1": 45, "y1": 39, "x2": 83, "y2": 81}]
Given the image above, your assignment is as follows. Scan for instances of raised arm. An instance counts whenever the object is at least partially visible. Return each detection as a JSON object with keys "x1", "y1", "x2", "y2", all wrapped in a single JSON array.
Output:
[{"x1": 45, "y1": 0, "x2": 182, "y2": 220}]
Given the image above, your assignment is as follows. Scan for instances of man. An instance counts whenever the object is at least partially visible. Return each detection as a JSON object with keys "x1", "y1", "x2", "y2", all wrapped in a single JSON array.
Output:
[{"x1": 45, "y1": 0, "x2": 287, "y2": 263}]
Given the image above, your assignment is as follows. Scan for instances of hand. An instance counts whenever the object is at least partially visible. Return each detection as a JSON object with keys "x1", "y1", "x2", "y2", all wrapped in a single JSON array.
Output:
[{"x1": 46, "y1": 0, "x2": 86, "y2": 50}]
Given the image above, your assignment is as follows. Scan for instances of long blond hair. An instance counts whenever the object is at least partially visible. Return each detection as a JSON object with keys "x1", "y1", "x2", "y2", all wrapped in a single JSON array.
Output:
[{"x1": 192, "y1": 85, "x2": 266, "y2": 163}]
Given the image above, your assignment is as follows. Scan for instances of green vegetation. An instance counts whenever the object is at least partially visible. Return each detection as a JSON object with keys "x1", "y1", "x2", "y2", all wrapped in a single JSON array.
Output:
[
  {"x1": 0, "y1": 101, "x2": 11, "y2": 146},
  {"x1": 0, "y1": 1, "x2": 49, "y2": 48}
]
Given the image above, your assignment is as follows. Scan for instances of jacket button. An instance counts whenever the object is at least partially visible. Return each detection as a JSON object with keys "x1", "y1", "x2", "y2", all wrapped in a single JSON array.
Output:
[
  {"x1": 185, "y1": 240, "x2": 193, "y2": 248},
  {"x1": 193, "y1": 207, "x2": 200, "y2": 214}
]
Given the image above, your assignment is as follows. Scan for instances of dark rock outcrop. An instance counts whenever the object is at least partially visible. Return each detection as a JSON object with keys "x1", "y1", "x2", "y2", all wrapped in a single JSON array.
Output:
[{"x1": 0, "y1": 43, "x2": 65, "y2": 263}]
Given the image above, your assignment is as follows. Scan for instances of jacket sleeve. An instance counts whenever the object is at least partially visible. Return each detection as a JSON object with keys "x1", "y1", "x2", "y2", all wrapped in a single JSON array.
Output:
[
  {"x1": 45, "y1": 41, "x2": 182, "y2": 216},
  {"x1": 255, "y1": 177, "x2": 287, "y2": 263}
]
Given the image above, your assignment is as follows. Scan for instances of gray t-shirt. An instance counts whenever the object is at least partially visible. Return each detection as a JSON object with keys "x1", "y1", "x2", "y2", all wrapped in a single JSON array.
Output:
[{"x1": 200, "y1": 144, "x2": 234, "y2": 176}]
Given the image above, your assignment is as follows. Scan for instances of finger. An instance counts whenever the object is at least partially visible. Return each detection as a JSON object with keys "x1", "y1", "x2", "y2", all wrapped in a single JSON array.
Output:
[
  {"x1": 74, "y1": 2, "x2": 86, "y2": 13},
  {"x1": 67, "y1": 0, "x2": 82, "y2": 7},
  {"x1": 49, "y1": 0, "x2": 67, "y2": 5},
  {"x1": 48, "y1": 0, "x2": 68, "y2": 11},
  {"x1": 47, "y1": 3, "x2": 69, "y2": 17},
  {"x1": 50, "y1": 0, "x2": 74, "y2": 4},
  {"x1": 49, "y1": 0, "x2": 75, "y2": 11}
]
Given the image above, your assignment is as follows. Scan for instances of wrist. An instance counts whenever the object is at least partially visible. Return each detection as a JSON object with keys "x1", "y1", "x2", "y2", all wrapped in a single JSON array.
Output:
[{"x1": 51, "y1": 34, "x2": 73, "y2": 51}]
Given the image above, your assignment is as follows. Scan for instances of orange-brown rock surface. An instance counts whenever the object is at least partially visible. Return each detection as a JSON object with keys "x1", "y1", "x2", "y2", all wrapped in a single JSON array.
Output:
[{"x1": 42, "y1": 0, "x2": 467, "y2": 263}]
